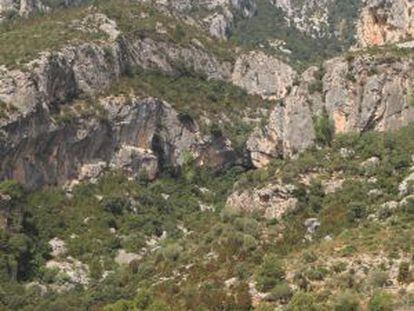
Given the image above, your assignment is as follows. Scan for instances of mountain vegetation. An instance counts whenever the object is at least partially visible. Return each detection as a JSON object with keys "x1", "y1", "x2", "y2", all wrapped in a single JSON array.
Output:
[{"x1": 0, "y1": 0, "x2": 414, "y2": 310}]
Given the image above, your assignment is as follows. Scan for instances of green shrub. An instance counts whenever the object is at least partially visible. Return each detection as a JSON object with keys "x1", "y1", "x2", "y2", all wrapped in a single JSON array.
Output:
[
  {"x1": 210, "y1": 123, "x2": 223, "y2": 138},
  {"x1": 269, "y1": 282, "x2": 292, "y2": 303},
  {"x1": 286, "y1": 291, "x2": 318, "y2": 311},
  {"x1": 347, "y1": 202, "x2": 367, "y2": 222},
  {"x1": 332, "y1": 262, "x2": 348, "y2": 274},
  {"x1": 235, "y1": 263, "x2": 251, "y2": 280},
  {"x1": 220, "y1": 207, "x2": 239, "y2": 223},
  {"x1": 103, "y1": 299, "x2": 134, "y2": 311},
  {"x1": 234, "y1": 217, "x2": 259, "y2": 237},
  {"x1": 397, "y1": 262, "x2": 411, "y2": 284},
  {"x1": 308, "y1": 181, "x2": 325, "y2": 213},
  {"x1": 368, "y1": 291, "x2": 394, "y2": 311},
  {"x1": 161, "y1": 243, "x2": 183, "y2": 262},
  {"x1": 255, "y1": 255, "x2": 285, "y2": 292},
  {"x1": 255, "y1": 303, "x2": 274, "y2": 311},
  {"x1": 242, "y1": 234, "x2": 258, "y2": 252},
  {"x1": 314, "y1": 108, "x2": 335, "y2": 147},
  {"x1": 0, "y1": 180, "x2": 24, "y2": 200},
  {"x1": 308, "y1": 80, "x2": 324, "y2": 94},
  {"x1": 303, "y1": 251, "x2": 317, "y2": 263},
  {"x1": 368, "y1": 271, "x2": 389, "y2": 288},
  {"x1": 39, "y1": 267, "x2": 59, "y2": 284},
  {"x1": 333, "y1": 291, "x2": 360, "y2": 311},
  {"x1": 173, "y1": 24, "x2": 186, "y2": 41},
  {"x1": 306, "y1": 266, "x2": 329, "y2": 281},
  {"x1": 101, "y1": 197, "x2": 129, "y2": 215}
]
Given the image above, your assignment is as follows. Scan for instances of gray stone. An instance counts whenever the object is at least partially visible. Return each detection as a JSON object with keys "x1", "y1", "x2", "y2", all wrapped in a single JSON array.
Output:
[
  {"x1": 226, "y1": 182, "x2": 298, "y2": 219},
  {"x1": 304, "y1": 218, "x2": 320, "y2": 234},
  {"x1": 357, "y1": 0, "x2": 414, "y2": 47},
  {"x1": 232, "y1": 51, "x2": 297, "y2": 100}
]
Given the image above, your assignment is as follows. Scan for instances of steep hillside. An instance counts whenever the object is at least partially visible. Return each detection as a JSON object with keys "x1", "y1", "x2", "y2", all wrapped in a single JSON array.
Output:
[{"x1": 1, "y1": 0, "x2": 414, "y2": 311}]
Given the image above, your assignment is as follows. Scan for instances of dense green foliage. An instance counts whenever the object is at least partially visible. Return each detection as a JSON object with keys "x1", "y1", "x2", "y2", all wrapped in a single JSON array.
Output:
[
  {"x1": 0, "y1": 5, "x2": 105, "y2": 68},
  {"x1": 314, "y1": 108, "x2": 335, "y2": 147},
  {"x1": 0, "y1": 122, "x2": 414, "y2": 309}
]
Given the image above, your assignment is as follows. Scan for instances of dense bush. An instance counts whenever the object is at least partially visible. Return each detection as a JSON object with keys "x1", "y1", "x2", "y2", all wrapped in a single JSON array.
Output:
[
  {"x1": 368, "y1": 271, "x2": 389, "y2": 289},
  {"x1": 397, "y1": 262, "x2": 411, "y2": 284},
  {"x1": 269, "y1": 282, "x2": 292, "y2": 303},
  {"x1": 255, "y1": 255, "x2": 285, "y2": 292},
  {"x1": 314, "y1": 108, "x2": 335, "y2": 147},
  {"x1": 333, "y1": 291, "x2": 360, "y2": 311},
  {"x1": 286, "y1": 291, "x2": 319, "y2": 311},
  {"x1": 368, "y1": 291, "x2": 394, "y2": 311}
]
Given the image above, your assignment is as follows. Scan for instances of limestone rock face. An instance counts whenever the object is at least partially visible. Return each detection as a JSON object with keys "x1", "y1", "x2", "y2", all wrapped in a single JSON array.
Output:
[
  {"x1": 247, "y1": 84, "x2": 316, "y2": 167},
  {"x1": 231, "y1": 51, "x2": 297, "y2": 100},
  {"x1": 204, "y1": 10, "x2": 233, "y2": 39},
  {"x1": 0, "y1": 94, "x2": 236, "y2": 189},
  {"x1": 323, "y1": 56, "x2": 414, "y2": 133},
  {"x1": 138, "y1": 0, "x2": 256, "y2": 40},
  {"x1": 247, "y1": 53, "x2": 414, "y2": 168},
  {"x1": 357, "y1": 0, "x2": 414, "y2": 47},
  {"x1": 226, "y1": 183, "x2": 298, "y2": 219},
  {"x1": 0, "y1": 13, "x2": 236, "y2": 189}
]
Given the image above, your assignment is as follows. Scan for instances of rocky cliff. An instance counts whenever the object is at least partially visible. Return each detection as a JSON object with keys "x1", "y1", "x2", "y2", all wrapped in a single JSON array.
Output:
[
  {"x1": 2, "y1": 0, "x2": 414, "y2": 189},
  {"x1": 0, "y1": 11, "x2": 236, "y2": 189},
  {"x1": 231, "y1": 50, "x2": 297, "y2": 99},
  {"x1": 0, "y1": 93, "x2": 235, "y2": 189},
  {"x1": 137, "y1": 0, "x2": 257, "y2": 40},
  {"x1": 245, "y1": 52, "x2": 414, "y2": 167},
  {"x1": 357, "y1": 0, "x2": 414, "y2": 47}
]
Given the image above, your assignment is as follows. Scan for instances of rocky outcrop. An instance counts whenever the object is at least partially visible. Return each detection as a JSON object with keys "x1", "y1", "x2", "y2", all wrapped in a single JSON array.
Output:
[
  {"x1": 247, "y1": 53, "x2": 414, "y2": 167},
  {"x1": 357, "y1": 0, "x2": 414, "y2": 47},
  {"x1": 226, "y1": 182, "x2": 298, "y2": 219},
  {"x1": 46, "y1": 257, "x2": 90, "y2": 286},
  {"x1": 323, "y1": 55, "x2": 414, "y2": 133},
  {"x1": 231, "y1": 51, "x2": 297, "y2": 100},
  {"x1": 138, "y1": 0, "x2": 256, "y2": 40},
  {"x1": 0, "y1": 94, "x2": 236, "y2": 189},
  {"x1": 115, "y1": 249, "x2": 141, "y2": 266},
  {"x1": 246, "y1": 78, "x2": 316, "y2": 167},
  {"x1": 0, "y1": 13, "x2": 237, "y2": 189}
]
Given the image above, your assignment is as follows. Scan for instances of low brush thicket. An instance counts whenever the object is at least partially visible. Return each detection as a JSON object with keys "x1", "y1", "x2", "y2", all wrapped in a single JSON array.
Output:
[{"x1": 2, "y1": 119, "x2": 414, "y2": 310}]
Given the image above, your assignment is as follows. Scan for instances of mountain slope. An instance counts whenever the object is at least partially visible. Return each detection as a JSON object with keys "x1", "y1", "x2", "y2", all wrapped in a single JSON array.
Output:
[{"x1": 0, "y1": 0, "x2": 414, "y2": 310}]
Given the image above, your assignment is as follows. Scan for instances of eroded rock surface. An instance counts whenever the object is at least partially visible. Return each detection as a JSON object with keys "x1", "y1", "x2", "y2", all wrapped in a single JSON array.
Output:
[
  {"x1": 226, "y1": 183, "x2": 298, "y2": 219},
  {"x1": 232, "y1": 51, "x2": 297, "y2": 100},
  {"x1": 0, "y1": 14, "x2": 236, "y2": 189},
  {"x1": 357, "y1": 0, "x2": 414, "y2": 47},
  {"x1": 247, "y1": 54, "x2": 414, "y2": 167},
  {"x1": 0, "y1": 94, "x2": 236, "y2": 189}
]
